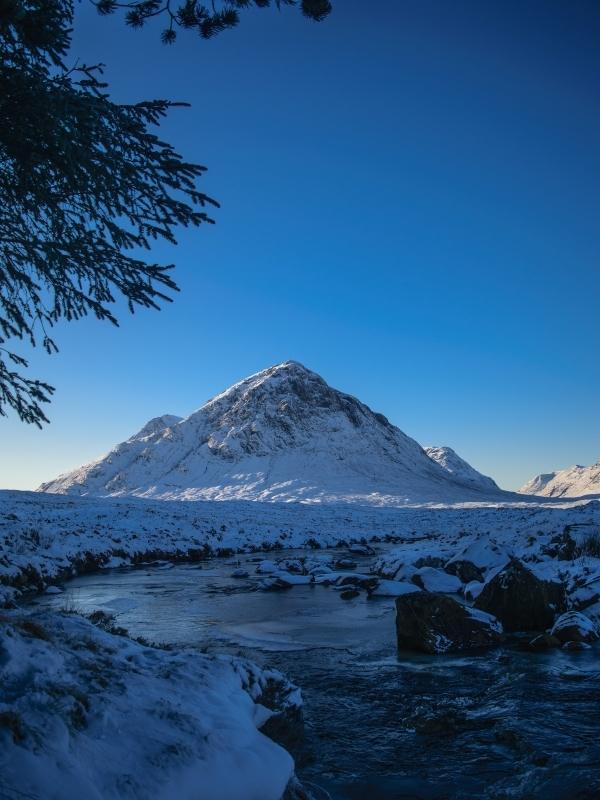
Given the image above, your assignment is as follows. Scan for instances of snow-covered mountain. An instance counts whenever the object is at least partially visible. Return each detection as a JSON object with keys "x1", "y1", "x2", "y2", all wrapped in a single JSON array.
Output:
[
  {"x1": 424, "y1": 446, "x2": 499, "y2": 492},
  {"x1": 520, "y1": 461, "x2": 600, "y2": 498},
  {"x1": 129, "y1": 415, "x2": 183, "y2": 442},
  {"x1": 39, "y1": 361, "x2": 507, "y2": 505}
]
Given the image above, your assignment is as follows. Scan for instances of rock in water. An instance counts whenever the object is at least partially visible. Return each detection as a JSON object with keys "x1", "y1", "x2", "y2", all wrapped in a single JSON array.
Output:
[
  {"x1": 231, "y1": 569, "x2": 249, "y2": 579},
  {"x1": 348, "y1": 543, "x2": 375, "y2": 556},
  {"x1": 562, "y1": 640, "x2": 591, "y2": 651},
  {"x1": 370, "y1": 579, "x2": 421, "y2": 597},
  {"x1": 551, "y1": 611, "x2": 598, "y2": 644},
  {"x1": 525, "y1": 633, "x2": 562, "y2": 652},
  {"x1": 395, "y1": 592, "x2": 503, "y2": 654},
  {"x1": 474, "y1": 559, "x2": 566, "y2": 632}
]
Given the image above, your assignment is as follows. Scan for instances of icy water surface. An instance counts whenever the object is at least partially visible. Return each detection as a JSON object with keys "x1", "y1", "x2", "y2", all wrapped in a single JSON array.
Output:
[{"x1": 33, "y1": 550, "x2": 600, "y2": 800}]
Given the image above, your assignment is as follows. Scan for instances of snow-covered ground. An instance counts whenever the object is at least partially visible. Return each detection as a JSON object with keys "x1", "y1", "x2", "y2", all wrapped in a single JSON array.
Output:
[
  {"x1": 0, "y1": 608, "x2": 300, "y2": 800},
  {"x1": 3, "y1": 487, "x2": 600, "y2": 800},
  {"x1": 520, "y1": 459, "x2": 600, "y2": 498},
  {"x1": 2, "y1": 488, "x2": 599, "y2": 606}
]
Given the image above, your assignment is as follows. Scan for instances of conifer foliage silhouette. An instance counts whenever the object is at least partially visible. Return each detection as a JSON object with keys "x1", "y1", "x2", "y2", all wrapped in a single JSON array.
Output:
[{"x1": 0, "y1": 0, "x2": 330, "y2": 425}]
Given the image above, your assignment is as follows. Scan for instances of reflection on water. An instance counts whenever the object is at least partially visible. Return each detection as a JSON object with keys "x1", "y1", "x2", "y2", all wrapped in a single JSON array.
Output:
[{"x1": 33, "y1": 550, "x2": 600, "y2": 800}]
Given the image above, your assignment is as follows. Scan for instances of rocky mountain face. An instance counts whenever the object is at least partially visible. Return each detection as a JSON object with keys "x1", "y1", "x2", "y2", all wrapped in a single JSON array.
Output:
[
  {"x1": 39, "y1": 361, "x2": 506, "y2": 505},
  {"x1": 520, "y1": 461, "x2": 600, "y2": 498}
]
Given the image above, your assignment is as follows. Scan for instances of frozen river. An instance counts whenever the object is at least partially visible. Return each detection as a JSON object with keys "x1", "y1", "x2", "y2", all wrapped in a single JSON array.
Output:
[{"x1": 34, "y1": 548, "x2": 600, "y2": 800}]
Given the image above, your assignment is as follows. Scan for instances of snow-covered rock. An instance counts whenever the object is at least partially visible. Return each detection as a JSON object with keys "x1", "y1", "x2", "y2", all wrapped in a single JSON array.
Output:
[
  {"x1": 313, "y1": 571, "x2": 372, "y2": 586},
  {"x1": 348, "y1": 543, "x2": 376, "y2": 556},
  {"x1": 231, "y1": 569, "x2": 249, "y2": 579},
  {"x1": 256, "y1": 560, "x2": 278, "y2": 575},
  {"x1": 369, "y1": 579, "x2": 421, "y2": 597},
  {"x1": 464, "y1": 580, "x2": 485, "y2": 601},
  {"x1": 446, "y1": 540, "x2": 511, "y2": 575},
  {"x1": 520, "y1": 461, "x2": 600, "y2": 498},
  {"x1": 395, "y1": 592, "x2": 503, "y2": 654},
  {"x1": 273, "y1": 571, "x2": 313, "y2": 586},
  {"x1": 413, "y1": 566, "x2": 462, "y2": 593},
  {"x1": 474, "y1": 559, "x2": 566, "y2": 632},
  {"x1": 550, "y1": 611, "x2": 599, "y2": 644},
  {"x1": 38, "y1": 361, "x2": 507, "y2": 505},
  {"x1": 425, "y1": 446, "x2": 499, "y2": 491}
]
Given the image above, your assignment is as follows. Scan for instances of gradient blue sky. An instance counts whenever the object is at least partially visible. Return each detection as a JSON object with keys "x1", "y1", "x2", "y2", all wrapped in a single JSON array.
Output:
[{"x1": 2, "y1": 0, "x2": 599, "y2": 491}]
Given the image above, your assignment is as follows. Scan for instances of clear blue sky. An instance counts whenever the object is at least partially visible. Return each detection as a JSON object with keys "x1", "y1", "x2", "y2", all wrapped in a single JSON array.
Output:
[{"x1": 2, "y1": 0, "x2": 599, "y2": 491}]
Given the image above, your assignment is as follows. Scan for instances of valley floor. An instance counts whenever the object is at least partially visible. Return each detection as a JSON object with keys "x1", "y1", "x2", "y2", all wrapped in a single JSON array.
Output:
[
  {"x1": 2, "y1": 490, "x2": 600, "y2": 800},
  {"x1": 2, "y1": 489, "x2": 599, "y2": 606}
]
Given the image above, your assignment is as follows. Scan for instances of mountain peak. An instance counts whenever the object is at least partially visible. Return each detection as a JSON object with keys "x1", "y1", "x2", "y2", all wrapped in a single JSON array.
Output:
[
  {"x1": 39, "y1": 363, "x2": 505, "y2": 505},
  {"x1": 424, "y1": 446, "x2": 499, "y2": 491},
  {"x1": 129, "y1": 414, "x2": 183, "y2": 442}
]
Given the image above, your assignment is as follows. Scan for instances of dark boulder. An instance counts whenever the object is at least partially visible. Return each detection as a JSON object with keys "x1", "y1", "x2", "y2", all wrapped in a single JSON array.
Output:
[
  {"x1": 348, "y1": 543, "x2": 376, "y2": 556},
  {"x1": 334, "y1": 558, "x2": 357, "y2": 570},
  {"x1": 444, "y1": 559, "x2": 484, "y2": 584},
  {"x1": 340, "y1": 588, "x2": 360, "y2": 600},
  {"x1": 337, "y1": 574, "x2": 378, "y2": 591},
  {"x1": 395, "y1": 592, "x2": 503, "y2": 654},
  {"x1": 414, "y1": 555, "x2": 446, "y2": 570},
  {"x1": 541, "y1": 529, "x2": 577, "y2": 561},
  {"x1": 255, "y1": 675, "x2": 304, "y2": 757},
  {"x1": 474, "y1": 559, "x2": 566, "y2": 632}
]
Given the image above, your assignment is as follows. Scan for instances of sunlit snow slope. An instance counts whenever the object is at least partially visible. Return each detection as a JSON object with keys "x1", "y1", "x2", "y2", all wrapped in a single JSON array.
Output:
[
  {"x1": 424, "y1": 446, "x2": 499, "y2": 492},
  {"x1": 520, "y1": 461, "x2": 600, "y2": 498},
  {"x1": 39, "y1": 361, "x2": 507, "y2": 504}
]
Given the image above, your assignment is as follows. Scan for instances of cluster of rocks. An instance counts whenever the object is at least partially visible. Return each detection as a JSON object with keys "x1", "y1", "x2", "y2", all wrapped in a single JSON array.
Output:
[
  {"x1": 231, "y1": 542, "x2": 599, "y2": 657},
  {"x1": 231, "y1": 550, "x2": 378, "y2": 594},
  {"x1": 395, "y1": 557, "x2": 599, "y2": 655}
]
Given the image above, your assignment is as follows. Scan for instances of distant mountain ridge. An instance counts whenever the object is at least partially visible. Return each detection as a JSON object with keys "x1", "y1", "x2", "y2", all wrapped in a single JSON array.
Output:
[
  {"x1": 520, "y1": 460, "x2": 600, "y2": 498},
  {"x1": 39, "y1": 361, "x2": 506, "y2": 505}
]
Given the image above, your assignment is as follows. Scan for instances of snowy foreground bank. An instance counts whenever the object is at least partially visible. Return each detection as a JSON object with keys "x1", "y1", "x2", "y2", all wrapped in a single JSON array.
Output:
[
  {"x1": 0, "y1": 609, "x2": 302, "y2": 800},
  {"x1": 2, "y1": 490, "x2": 600, "y2": 800}
]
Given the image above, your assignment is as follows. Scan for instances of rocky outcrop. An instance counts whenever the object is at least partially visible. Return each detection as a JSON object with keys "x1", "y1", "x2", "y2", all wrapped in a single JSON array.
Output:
[
  {"x1": 444, "y1": 559, "x2": 484, "y2": 584},
  {"x1": 541, "y1": 530, "x2": 577, "y2": 561},
  {"x1": 550, "y1": 612, "x2": 598, "y2": 644},
  {"x1": 474, "y1": 559, "x2": 566, "y2": 632},
  {"x1": 395, "y1": 592, "x2": 503, "y2": 654}
]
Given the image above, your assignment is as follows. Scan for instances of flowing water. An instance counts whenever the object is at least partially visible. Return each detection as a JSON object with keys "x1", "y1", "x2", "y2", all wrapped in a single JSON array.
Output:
[{"x1": 33, "y1": 549, "x2": 600, "y2": 800}]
